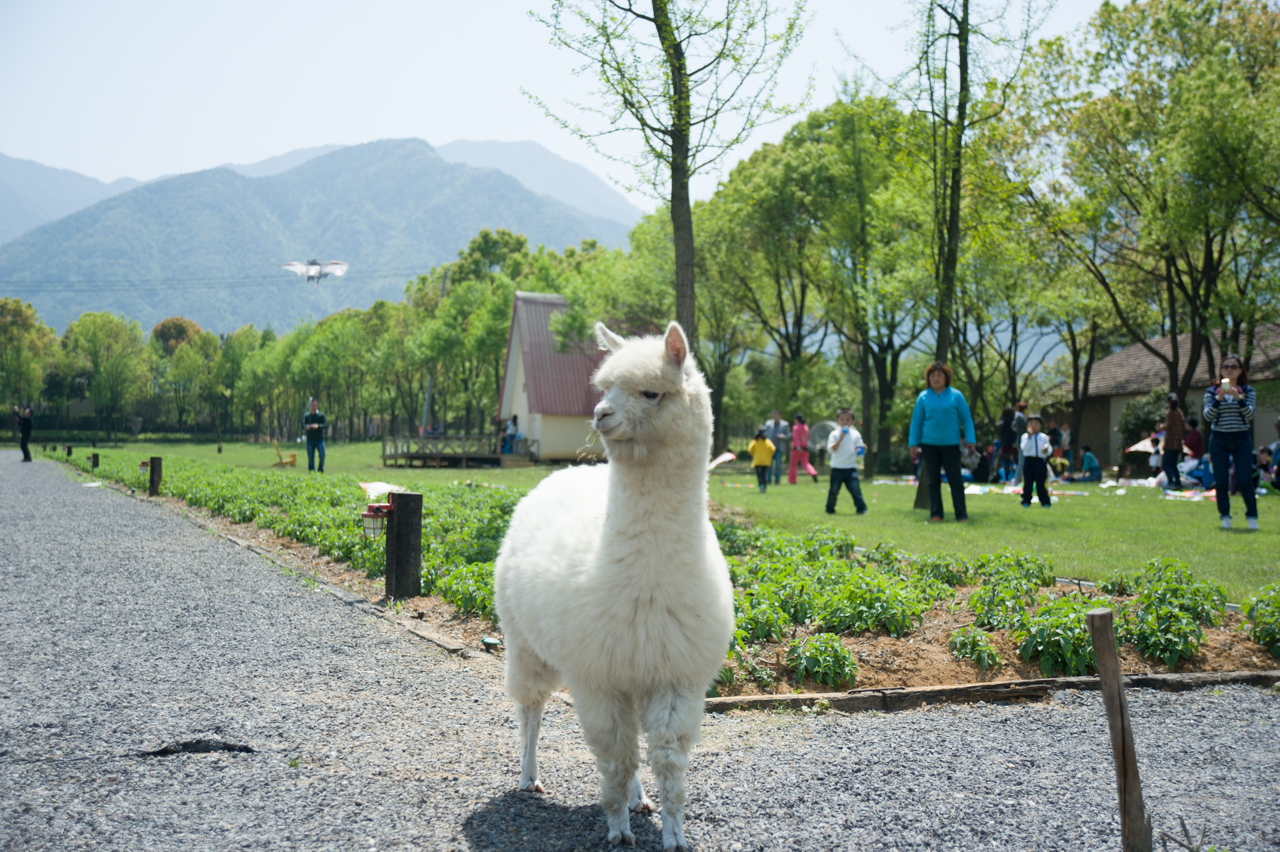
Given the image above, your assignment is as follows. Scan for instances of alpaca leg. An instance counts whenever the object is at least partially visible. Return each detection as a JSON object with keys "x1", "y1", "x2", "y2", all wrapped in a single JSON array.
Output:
[
  {"x1": 640, "y1": 689, "x2": 703, "y2": 852},
  {"x1": 628, "y1": 772, "x2": 655, "y2": 814},
  {"x1": 504, "y1": 639, "x2": 560, "y2": 793},
  {"x1": 574, "y1": 687, "x2": 641, "y2": 846}
]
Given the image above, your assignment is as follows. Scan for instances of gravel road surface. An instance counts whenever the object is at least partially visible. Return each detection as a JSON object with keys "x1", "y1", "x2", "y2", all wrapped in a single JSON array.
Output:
[{"x1": 2, "y1": 450, "x2": 1277, "y2": 851}]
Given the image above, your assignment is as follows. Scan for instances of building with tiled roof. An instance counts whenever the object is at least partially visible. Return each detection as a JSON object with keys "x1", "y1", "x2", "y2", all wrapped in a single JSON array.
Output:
[
  {"x1": 1074, "y1": 324, "x2": 1280, "y2": 468},
  {"x1": 498, "y1": 292, "x2": 605, "y2": 461}
]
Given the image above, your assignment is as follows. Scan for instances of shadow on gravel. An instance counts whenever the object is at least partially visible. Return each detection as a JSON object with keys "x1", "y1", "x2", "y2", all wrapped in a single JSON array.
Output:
[{"x1": 464, "y1": 790, "x2": 663, "y2": 851}]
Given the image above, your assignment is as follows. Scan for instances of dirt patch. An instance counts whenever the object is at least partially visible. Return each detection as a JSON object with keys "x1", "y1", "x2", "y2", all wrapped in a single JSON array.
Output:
[
  {"x1": 715, "y1": 587, "x2": 1277, "y2": 696},
  {"x1": 163, "y1": 495, "x2": 1275, "y2": 689}
]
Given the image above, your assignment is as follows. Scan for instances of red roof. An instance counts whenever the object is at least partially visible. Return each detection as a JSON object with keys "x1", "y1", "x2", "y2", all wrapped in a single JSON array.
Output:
[{"x1": 503, "y1": 292, "x2": 604, "y2": 416}]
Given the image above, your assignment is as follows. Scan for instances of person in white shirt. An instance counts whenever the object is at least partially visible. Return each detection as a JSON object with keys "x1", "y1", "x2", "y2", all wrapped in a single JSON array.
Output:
[
  {"x1": 1019, "y1": 414, "x2": 1053, "y2": 508},
  {"x1": 825, "y1": 408, "x2": 868, "y2": 515}
]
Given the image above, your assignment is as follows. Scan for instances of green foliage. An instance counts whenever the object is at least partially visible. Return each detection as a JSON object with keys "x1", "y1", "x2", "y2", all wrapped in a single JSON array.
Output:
[
  {"x1": 436, "y1": 562, "x2": 498, "y2": 623},
  {"x1": 1011, "y1": 593, "x2": 1097, "y2": 677},
  {"x1": 1117, "y1": 389, "x2": 1168, "y2": 460},
  {"x1": 968, "y1": 574, "x2": 1040, "y2": 630},
  {"x1": 973, "y1": 549, "x2": 1056, "y2": 586},
  {"x1": 948, "y1": 625, "x2": 1003, "y2": 670},
  {"x1": 727, "y1": 630, "x2": 778, "y2": 690},
  {"x1": 1244, "y1": 584, "x2": 1280, "y2": 658},
  {"x1": 734, "y1": 588, "x2": 793, "y2": 642},
  {"x1": 1121, "y1": 605, "x2": 1205, "y2": 670},
  {"x1": 1135, "y1": 558, "x2": 1227, "y2": 626},
  {"x1": 786, "y1": 633, "x2": 857, "y2": 689},
  {"x1": 814, "y1": 569, "x2": 927, "y2": 637},
  {"x1": 64, "y1": 451, "x2": 518, "y2": 604},
  {"x1": 1098, "y1": 569, "x2": 1139, "y2": 596},
  {"x1": 911, "y1": 553, "x2": 973, "y2": 587}
]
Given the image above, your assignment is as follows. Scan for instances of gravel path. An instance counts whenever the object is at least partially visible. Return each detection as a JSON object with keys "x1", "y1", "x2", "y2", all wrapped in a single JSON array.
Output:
[{"x1": 1, "y1": 450, "x2": 1277, "y2": 851}]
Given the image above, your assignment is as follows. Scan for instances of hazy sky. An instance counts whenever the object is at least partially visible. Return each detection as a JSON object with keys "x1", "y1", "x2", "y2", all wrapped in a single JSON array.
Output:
[{"x1": 0, "y1": 1, "x2": 1102, "y2": 209}]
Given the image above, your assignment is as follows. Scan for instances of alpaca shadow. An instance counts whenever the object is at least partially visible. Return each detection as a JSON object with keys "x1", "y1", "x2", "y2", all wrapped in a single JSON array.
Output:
[{"x1": 462, "y1": 790, "x2": 663, "y2": 852}]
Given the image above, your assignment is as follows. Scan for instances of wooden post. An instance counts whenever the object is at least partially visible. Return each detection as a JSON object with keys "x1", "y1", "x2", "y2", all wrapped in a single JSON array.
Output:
[
  {"x1": 91, "y1": 453, "x2": 99, "y2": 469},
  {"x1": 385, "y1": 491, "x2": 422, "y2": 598},
  {"x1": 149, "y1": 456, "x2": 162, "y2": 497},
  {"x1": 1086, "y1": 608, "x2": 1152, "y2": 852},
  {"x1": 65, "y1": 445, "x2": 73, "y2": 457}
]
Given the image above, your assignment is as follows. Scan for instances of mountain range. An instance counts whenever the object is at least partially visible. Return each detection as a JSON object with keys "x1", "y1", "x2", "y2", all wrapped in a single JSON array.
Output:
[
  {"x1": 0, "y1": 152, "x2": 141, "y2": 245},
  {"x1": 0, "y1": 139, "x2": 643, "y2": 334}
]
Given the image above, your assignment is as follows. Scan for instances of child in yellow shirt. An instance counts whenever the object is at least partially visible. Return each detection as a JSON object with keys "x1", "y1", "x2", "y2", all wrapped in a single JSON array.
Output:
[{"x1": 748, "y1": 428, "x2": 776, "y2": 493}]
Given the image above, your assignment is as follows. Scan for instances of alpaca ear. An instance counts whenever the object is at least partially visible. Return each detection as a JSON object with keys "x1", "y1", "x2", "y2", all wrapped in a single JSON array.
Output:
[
  {"x1": 594, "y1": 322, "x2": 625, "y2": 353},
  {"x1": 664, "y1": 322, "x2": 688, "y2": 368}
]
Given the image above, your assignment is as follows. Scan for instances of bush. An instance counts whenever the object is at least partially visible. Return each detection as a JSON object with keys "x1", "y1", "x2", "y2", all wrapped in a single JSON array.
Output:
[
  {"x1": 973, "y1": 549, "x2": 1056, "y2": 586},
  {"x1": 1121, "y1": 604, "x2": 1204, "y2": 669},
  {"x1": 968, "y1": 574, "x2": 1039, "y2": 630},
  {"x1": 734, "y1": 588, "x2": 793, "y2": 642},
  {"x1": 1244, "y1": 584, "x2": 1280, "y2": 658},
  {"x1": 911, "y1": 553, "x2": 973, "y2": 587},
  {"x1": 1011, "y1": 592, "x2": 1097, "y2": 677},
  {"x1": 435, "y1": 562, "x2": 497, "y2": 623},
  {"x1": 786, "y1": 633, "x2": 857, "y2": 688},
  {"x1": 814, "y1": 568, "x2": 927, "y2": 637},
  {"x1": 1098, "y1": 569, "x2": 1139, "y2": 596},
  {"x1": 1134, "y1": 558, "x2": 1226, "y2": 626},
  {"x1": 948, "y1": 625, "x2": 1003, "y2": 670}
]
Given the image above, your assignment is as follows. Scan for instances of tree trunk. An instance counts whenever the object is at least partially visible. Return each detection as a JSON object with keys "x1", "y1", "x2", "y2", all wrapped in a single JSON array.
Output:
[
  {"x1": 860, "y1": 341, "x2": 874, "y2": 478},
  {"x1": 653, "y1": 0, "x2": 697, "y2": 344},
  {"x1": 934, "y1": 0, "x2": 970, "y2": 365}
]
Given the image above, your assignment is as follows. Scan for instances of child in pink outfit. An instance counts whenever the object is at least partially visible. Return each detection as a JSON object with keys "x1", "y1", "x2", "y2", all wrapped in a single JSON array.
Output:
[{"x1": 788, "y1": 414, "x2": 819, "y2": 483}]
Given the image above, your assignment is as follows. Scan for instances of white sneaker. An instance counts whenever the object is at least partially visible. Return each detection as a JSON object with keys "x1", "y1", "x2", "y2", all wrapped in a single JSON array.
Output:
[
  {"x1": 1248, "y1": 517, "x2": 1259, "y2": 531},
  {"x1": 1221, "y1": 515, "x2": 1232, "y2": 530}
]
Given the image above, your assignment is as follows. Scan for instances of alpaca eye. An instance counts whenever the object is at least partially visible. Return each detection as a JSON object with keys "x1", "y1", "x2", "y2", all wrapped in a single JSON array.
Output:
[{"x1": 641, "y1": 391, "x2": 660, "y2": 400}]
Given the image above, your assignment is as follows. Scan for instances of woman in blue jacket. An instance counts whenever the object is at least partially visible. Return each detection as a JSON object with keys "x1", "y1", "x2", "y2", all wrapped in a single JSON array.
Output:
[{"x1": 909, "y1": 362, "x2": 977, "y2": 522}]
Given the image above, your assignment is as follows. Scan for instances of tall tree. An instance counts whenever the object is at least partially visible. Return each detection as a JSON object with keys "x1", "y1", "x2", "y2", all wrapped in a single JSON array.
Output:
[{"x1": 531, "y1": 0, "x2": 807, "y2": 344}]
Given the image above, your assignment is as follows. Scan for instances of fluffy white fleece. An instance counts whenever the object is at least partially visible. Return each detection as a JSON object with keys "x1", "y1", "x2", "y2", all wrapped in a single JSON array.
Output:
[{"x1": 493, "y1": 321, "x2": 734, "y2": 851}]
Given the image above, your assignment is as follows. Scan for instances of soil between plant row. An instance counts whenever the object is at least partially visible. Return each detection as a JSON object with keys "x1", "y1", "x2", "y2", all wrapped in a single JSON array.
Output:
[{"x1": 154, "y1": 490, "x2": 1279, "y2": 696}]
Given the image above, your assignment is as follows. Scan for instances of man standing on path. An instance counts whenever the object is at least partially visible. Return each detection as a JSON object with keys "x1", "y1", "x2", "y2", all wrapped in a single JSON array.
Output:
[
  {"x1": 765, "y1": 409, "x2": 790, "y2": 486},
  {"x1": 12, "y1": 406, "x2": 33, "y2": 462},
  {"x1": 302, "y1": 398, "x2": 327, "y2": 473}
]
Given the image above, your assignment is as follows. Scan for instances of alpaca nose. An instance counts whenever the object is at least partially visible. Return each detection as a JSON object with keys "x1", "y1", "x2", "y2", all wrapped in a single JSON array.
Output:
[{"x1": 593, "y1": 403, "x2": 615, "y2": 431}]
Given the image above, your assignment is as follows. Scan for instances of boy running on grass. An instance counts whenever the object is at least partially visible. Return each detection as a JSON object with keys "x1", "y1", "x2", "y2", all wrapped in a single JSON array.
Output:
[{"x1": 826, "y1": 408, "x2": 868, "y2": 515}]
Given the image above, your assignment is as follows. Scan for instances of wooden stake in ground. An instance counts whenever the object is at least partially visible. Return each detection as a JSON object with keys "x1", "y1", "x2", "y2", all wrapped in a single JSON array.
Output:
[
  {"x1": 385, "y1": 491, "x2": 422, "y2": 599},
  {"x1": 91, "y1": 453, "x2": 99, "y2": 469},
  {"x1": 1086, "y1": 608, "x2": 1153, "y2": 852},
  {"x1": 149, "y1": 456, "x2": 162, "y2": 498}
]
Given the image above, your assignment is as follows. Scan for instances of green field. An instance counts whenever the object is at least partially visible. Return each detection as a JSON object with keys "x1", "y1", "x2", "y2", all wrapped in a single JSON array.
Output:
[{"x1": 73, "y1": 440, "x2": 1279, "y2": 604}]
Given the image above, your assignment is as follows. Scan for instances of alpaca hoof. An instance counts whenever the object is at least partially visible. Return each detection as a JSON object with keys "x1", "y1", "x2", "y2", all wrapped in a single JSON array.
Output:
[
  {"x1": 630, "y1": 795, "x2": 655, "y2": 814},
  {"x1": 608, "y1": 829, "x2": 636, "y2": 846},
  {"x1": 520, "y1": 781, "x2": 545, "y2": 793}
]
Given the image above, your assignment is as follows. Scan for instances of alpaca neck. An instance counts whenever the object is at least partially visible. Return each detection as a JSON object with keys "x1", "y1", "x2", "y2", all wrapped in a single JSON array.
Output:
[{"x1": 604, "y1": 445, "x2": 708, "y2": 532}]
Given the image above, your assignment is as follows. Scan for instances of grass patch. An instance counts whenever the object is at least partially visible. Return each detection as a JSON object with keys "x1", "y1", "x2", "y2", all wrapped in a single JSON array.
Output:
[{"x1": 60, "y1": 441, "x2": 1279, "y2": 603}]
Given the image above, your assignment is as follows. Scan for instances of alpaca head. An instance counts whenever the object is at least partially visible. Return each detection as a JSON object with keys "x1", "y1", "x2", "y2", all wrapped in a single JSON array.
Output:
[{"x1": 590, "y1": 321, "x2": 712, "y2": 464}]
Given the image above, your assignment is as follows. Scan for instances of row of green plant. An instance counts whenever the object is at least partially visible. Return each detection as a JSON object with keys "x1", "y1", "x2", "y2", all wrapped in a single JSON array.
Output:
[
  {"x1": 59, "y1": 449, "x2": 518, "y2": 621},
  {"x1": 58, "y1": 451, "x2": 1280, "y2": 691},
  {"x1": 715, "y1": 520, "x2": 1280, "y2": 688}
]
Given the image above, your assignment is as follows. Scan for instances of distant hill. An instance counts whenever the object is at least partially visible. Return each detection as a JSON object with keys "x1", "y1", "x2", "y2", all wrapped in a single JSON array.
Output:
[
  {"x1": 0, "y1": 152, "x2": 140, "y2": 245},
  {"x1": 0, "y1": 139, "x2": 630, "y2": 334},
  {"x1": 437, "y1": 140, "x2": 645, "y2": 228},
  {"x1": 224, "y1": 145, "x2": 346, "y2": 178}
]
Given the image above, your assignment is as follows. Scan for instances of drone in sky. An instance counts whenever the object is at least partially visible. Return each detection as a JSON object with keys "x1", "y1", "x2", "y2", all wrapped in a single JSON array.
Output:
[{"x1": 280, "y1": 259, "x2": 349, "y2": 288}]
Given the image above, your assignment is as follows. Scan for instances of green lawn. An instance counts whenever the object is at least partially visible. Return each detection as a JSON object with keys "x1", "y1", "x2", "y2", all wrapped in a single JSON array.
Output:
[{"x1": 93, "y1": 441, "x2": 1279, "y2": 603}]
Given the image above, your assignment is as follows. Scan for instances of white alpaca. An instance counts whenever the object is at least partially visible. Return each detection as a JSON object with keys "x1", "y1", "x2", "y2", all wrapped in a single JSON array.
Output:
[{"x1": 493, "y1": 321, "x2": 734, "y2": 851}]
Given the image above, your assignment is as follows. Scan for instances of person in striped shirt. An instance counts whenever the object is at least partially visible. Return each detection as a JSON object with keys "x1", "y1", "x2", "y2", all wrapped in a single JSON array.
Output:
[{"x1": 1203, "y1": 355, "x2": 1257, "y2": 530}]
